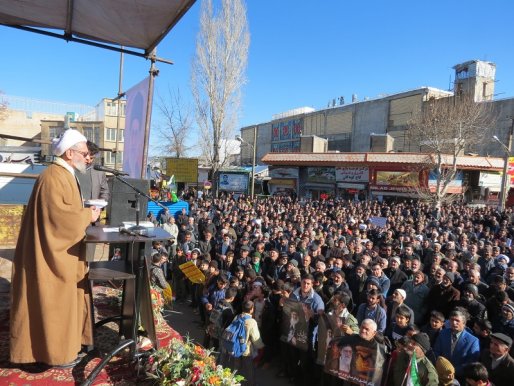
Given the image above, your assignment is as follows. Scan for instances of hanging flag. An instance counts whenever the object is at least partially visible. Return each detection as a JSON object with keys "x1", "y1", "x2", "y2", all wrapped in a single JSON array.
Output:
[{"x1": 405, "y1": 351, "x2": 421, "y2": 386}]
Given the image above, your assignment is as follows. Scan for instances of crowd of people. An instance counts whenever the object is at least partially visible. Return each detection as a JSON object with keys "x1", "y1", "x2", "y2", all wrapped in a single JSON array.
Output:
[{"x1": 149, "y1": 195, "x2": 514, "y2": 386}]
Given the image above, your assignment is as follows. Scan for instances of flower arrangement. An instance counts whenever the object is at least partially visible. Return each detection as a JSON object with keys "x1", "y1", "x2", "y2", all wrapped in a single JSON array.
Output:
[{"x1": 146, "y1": 337, "x2": 244, "y2": 385}]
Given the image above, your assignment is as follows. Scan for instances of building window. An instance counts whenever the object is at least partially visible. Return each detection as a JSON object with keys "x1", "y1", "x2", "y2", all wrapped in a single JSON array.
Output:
[
  {"x1": 105, "y1": 128, "x2": 116, "y2": 142},
  {"x1": 105, "y1": 128, "x2": 124, "y2": 142},
  {"x1": 82, "y1": 127, "x2": 96, "y2": 142},
  {"x1": 105, "y1": 150, "x2": 123, "y2": 165},
  {"x1": 49, "y1": 127, "x2": 61, "y2": 139}
]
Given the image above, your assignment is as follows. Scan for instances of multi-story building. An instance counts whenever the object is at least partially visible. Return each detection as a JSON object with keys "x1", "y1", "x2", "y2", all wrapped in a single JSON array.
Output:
[
  {"x1": 0, "y1": 96, "x2": 126, "y2": 168},
  {"x1": 240, "y1": 60, "x2": 511, "y2": 162}
]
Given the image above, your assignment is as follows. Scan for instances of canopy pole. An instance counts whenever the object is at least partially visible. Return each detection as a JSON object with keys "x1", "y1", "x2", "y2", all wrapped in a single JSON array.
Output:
[
  {"x1": 114, "y1": 48, "x2": 124, "y2": 170},
  {"x1": 141, "y1": 50, "x2": 158, "y2": 179}
]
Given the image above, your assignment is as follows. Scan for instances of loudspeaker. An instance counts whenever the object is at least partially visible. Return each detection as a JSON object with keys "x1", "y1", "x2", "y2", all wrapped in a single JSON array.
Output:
[{"x1": 107, "y1": 178, "x2": 150, "y2": 226}]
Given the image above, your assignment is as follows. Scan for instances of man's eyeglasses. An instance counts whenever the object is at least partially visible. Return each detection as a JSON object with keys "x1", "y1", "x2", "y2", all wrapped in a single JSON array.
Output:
[{"x1": 71, "y1": 149, "x2": 90, "y2": 158}]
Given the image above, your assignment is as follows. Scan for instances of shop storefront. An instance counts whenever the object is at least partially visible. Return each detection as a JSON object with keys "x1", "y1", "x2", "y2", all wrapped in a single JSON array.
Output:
[
  {"x1": 335, "y1": 166, "x2": 369, "y2": 200},
  {"x1": 268, "y1": 167, "x2": 299, "y2": 197},
  {"x1": 304, "y1": 167, "x2": 336, "y2": 199},
  {"x1": 370, "y1": 170, "x2": 420, "y2": 201}
]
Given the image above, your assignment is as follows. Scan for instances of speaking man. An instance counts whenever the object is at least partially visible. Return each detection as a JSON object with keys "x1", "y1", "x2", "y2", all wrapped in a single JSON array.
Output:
[{"x1": 10, "y1": 129, "x2": 101, "y2": 368}]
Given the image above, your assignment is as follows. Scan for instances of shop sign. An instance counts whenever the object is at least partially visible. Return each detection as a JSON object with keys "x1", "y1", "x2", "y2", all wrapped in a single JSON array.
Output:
[
  {"x1": 335, "y1": 166, "x2": 369, "y2": 182},
  {"x1": 269, "y1": 167, "x2": 299, "y2": 179},
  {"x1": 307, "y1": 167, "x2": 335, "y2": 183}
]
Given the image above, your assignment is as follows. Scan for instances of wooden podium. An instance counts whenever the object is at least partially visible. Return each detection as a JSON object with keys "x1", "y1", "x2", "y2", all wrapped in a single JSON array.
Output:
[{"x1": 82, "y1": 226, "x2": 171, "y2": 386}]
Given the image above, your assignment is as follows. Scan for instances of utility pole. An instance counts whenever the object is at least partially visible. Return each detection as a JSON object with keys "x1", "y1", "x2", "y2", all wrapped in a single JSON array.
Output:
[{"x1": 498, "y1": 117, "x2": 514, "y2": 211}]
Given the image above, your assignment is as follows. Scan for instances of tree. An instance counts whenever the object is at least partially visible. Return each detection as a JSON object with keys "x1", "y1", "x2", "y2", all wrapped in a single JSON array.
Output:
[
  {"x1": 0, "y1": 92, "x2": 7, "y2": 121},
  {"x1": 191, "y1": 0, "x2": 250, "y2": 181},
  {"x1": 155, "y1": 86, "x2": 193, "y2": 158},
  {"x1": 408, "y1": 94, "x2": 495, "y2": 212}
]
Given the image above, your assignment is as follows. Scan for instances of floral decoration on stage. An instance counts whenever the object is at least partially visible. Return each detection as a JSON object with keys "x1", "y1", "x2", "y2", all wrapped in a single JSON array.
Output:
[{"x1": 145, "y1": 337, "x2": 244, "y2": 385}]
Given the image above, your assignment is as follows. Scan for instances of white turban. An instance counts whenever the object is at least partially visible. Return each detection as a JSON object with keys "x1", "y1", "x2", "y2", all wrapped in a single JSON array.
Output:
[{"x1": 52, "y1": 129, "x2": 87, "y2": 156}]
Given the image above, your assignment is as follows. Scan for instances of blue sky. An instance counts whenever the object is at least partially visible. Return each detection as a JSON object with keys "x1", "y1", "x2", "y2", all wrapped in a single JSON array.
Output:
[{"x1": 1, "y1": 0, "x2": 513, "y2": 155}]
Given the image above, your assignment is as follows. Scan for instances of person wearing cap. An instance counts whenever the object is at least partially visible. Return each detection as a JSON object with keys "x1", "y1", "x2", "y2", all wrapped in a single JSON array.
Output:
[
  {"x1": 480, "y1": 332, "x2": 514, "y2": 385},
  {"x1": 386, "y1": 288, "x2": 414, "y2": 326},
  {"x1": 11, "y1": 129, "x2": 101, "y2": 368},
  {"x1": 426, "y1": 271, "x2": 461, "y2": 318},
  {"x1": 433, "y1": 309, "x2": 480, "y2": 380},
  {"x1": 261, "y1": 248, "x2": 280, "y2": 285},
  {"x1": 236, "y1": 245, "x2": 251, "y2": 267},
  {"x1": 250, "y1": 251, "x2": 262, "y2": 275},
  {"x1": 455, "y1": 284, "x2": 487, "y2": 327},
  {"x1": 435, "y1": 356, "x2": 459, "y2": 386},
  {"x1": 491, "y1": 302, "x2": 514, "y2": 339},
  {"x1": 392, "y1": 332, "x2": 439, "y2": 386},
  {"x1": 385, "y1": 255, "x2": 408, "y2": 294}
]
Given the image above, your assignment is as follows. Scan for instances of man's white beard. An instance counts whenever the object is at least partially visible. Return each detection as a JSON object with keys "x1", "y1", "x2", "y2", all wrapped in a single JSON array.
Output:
[{"x1": 74, "y1": 159, "x2": 87, "y2": 174}]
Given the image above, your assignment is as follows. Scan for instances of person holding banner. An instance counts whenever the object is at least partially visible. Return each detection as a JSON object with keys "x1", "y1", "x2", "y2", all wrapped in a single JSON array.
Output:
[{"x1": 392, "y1": 332, "x2": 439, "y2": 386}]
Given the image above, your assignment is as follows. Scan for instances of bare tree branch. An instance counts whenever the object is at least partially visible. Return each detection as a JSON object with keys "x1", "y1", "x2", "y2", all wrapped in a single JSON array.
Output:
[
  {"x1": 191, "y1": 0, "x2": 250, "y2": 178},
  {"x1": 408, "y1": 95, "x2": 496, "y2": 211},
  {"x1": 154, "y1": 86, "x2": 194, "y2": 158}
]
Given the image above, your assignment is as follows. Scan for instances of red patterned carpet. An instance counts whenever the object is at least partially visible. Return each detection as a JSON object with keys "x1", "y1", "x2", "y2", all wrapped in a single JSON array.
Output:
[{"x1": 0, "y1": 285, "x2": 181, "y2": 385}]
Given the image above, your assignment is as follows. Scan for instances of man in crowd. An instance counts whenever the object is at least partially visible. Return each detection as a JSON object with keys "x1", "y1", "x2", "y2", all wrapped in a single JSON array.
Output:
[{"x1": 433, "y1": 309, "x2": 480, "y2": 380}]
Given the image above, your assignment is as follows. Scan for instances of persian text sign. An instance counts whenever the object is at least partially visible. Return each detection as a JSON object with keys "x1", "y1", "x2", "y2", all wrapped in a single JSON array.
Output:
[
  {"x1": 336, "y1": 167, "x2": 369, "y2": 182},
  {"x1": 166, "y1": 158, "x2": 198, "y2": 183}
]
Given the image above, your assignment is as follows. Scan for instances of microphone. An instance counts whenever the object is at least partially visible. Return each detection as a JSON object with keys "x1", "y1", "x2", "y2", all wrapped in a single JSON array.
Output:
[
  {"x1": 119, "y1": 227, "x2": 138, "y2": 237},
  {"x1": 94, "y1": 164, "x2": 128, "y2": 176}
]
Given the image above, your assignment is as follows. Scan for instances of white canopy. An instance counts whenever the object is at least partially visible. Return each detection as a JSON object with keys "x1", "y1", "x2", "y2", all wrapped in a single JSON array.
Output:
[{"x1": 0, "y1": 0, "x2": 196, "y2": 58}]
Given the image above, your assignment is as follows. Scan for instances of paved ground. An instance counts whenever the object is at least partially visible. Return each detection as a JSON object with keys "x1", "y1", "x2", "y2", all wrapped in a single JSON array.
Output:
[{"x1": 164, "y1": 301, "x2": 290, "y2": 386}]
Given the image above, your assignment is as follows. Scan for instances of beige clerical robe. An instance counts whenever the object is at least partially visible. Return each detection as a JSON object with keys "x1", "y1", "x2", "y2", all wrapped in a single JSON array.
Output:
[{"x1": 10, "y1": 162, "x2": 93, "y2": 365}]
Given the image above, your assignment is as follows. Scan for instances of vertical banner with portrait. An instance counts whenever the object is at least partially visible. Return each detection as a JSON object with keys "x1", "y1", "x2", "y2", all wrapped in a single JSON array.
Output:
[
  {"x1": 123, "y1": 76, "x2": 150, "y2": 178},
  {"x1": 280, "y1": 299, "x2": 309, "y2": 352},
  {"x1": 324, "y1": 336, "x2": 387, "y2": 385},
  {"x1": 316, "y1": 313, "x2": 347, "y2": 365}
]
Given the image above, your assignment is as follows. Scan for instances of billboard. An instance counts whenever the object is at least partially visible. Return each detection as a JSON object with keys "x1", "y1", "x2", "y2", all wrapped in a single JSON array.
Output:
[
  {"x1": 428, "y1": 171, "x2": 463, "y2": 194},
  {"x1": 218, "y1": 172, "x2": 249, "y2": 193},
  {"x1": 376, "y1": 171, "x2": 419, "y2": 187},
  {"x1": 166, "y1": 158, "x2": 198, "y2": 183}
]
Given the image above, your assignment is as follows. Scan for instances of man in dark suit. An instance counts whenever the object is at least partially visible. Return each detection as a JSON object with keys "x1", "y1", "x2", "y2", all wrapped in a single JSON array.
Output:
[
  {"x1": 433, "y1": 309, "x2": 480, "y2": 380},
  {"x1": 76, "y1": 141, "x2": 110, "y2": 202},
  {"x1": 480, "y1": 332, "x2": 514, "y2": 386}
]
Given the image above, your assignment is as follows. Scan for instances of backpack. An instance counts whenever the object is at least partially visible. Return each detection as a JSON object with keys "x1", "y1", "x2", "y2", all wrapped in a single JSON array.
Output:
[
  {"x1": 207, "y1": 302, "x2": 230, "y2": 339},
  {"x1": 221, "y1": 314, "x2": 251, "y2": 357}
]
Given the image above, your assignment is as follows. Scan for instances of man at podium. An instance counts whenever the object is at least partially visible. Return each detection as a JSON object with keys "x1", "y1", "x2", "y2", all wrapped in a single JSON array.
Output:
[{"x1": 10, "y1": 129, "x2": 101, "y2": 368}]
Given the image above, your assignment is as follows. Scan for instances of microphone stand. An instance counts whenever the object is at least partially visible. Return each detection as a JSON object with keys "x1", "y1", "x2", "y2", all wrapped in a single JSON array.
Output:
[{"x1": 112, "y1": 174, "x2": 167, "y2": 235}]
